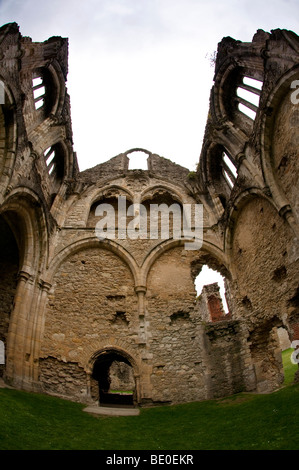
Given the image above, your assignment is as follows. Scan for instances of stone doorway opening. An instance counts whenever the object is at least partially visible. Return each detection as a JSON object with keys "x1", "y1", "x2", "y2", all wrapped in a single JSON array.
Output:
[
  {"x1": 91, "y1": 350, "x2": 136, "y2": 407},
  {"x1": 0, "y1": 214, "x2": 20, "y2": 379}
]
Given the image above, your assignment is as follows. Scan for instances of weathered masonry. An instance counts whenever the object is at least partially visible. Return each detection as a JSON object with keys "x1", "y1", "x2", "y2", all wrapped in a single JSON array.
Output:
[{"x1": 0, "y1": 23, "x2": 298, "y2": 406}]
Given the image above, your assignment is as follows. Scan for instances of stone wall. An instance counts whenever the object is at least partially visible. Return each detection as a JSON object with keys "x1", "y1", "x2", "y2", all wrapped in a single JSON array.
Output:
[
  {"x1": 41, "y1": 247, "x2": 136, "y2": 362},
  {"x1": 204, "y1": 320, "x2": 255, "y2": 398},
  {"x1": 109, "y1": 361, "x2": 135, "y2": 391}
]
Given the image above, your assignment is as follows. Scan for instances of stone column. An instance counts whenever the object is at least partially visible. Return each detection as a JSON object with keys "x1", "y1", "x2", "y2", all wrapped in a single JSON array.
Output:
[
  {"x1": 134, "y1": 285, "x2": 153, "y2": 403},
  {"x1": 135, "y1": 285, "x2": 147, "y2": 344},
  {"x1": 5, "y1": 270, "x2": 34, "y2": 387},
  {"x1": 289, "y1": 320, "x2": 299, "y2": 383},
  {"x1": 24, "y1": 279, "x2": 52, "y2": 390}
]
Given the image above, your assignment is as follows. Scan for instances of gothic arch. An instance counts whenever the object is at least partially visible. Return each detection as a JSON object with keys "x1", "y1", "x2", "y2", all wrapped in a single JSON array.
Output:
[
  {"x1": 45, "y1": 237, "x2": 140, "y2": 286},
  {"x1": 260, "y1": 66, "x2": 299, "y2": 235},
  {"x1": 46, "y1": 60, "x2": 67, "y2": 118},
  {"x1": 31, "y1": 60, "x2": 66, "y2": 120},
  {"x1": 87, "y1": 346, "x2": 141, "y2": 405},
  {"x1": 224, "y1": 187, "x2": 276, "y2": 268},
  {"x1": 86, "y1": 188, "x2": 134, "y2": 226},
  {"x1": 0, "y1": 214, "x2": 19, "y2": 378},
  {"x1": 200, "y1": 142, "x2": 236, "y2": 206},
  {"x1": 0, "y1": 189, "x2": 49, "y2": 387},
  {"x1": 89, "y1": 185, "x2": 134, "y2": 207},
  {"x1": 212, "y1": 46, "x2": 264, "y2": 136},
  {"x1": 228, "y1": 194, "x2": 298, "y2": 318},
  {"x1": 140, "y1": 184, "x2": 185, "y2": 205},
  {"x1": 140, "y1": 238, "x2": 229, "y2": 286},
  {"x1": 87, "y1": 346, "x2": 140, "y2": 376},
  {"x1": 0, "y1": 188, "x2": 48, "y2": 274}
]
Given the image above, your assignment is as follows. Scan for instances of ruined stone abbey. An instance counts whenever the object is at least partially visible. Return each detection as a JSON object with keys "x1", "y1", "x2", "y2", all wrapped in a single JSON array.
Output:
[{"x1": 0, "y1": 23, "x2": 298, "y2": 406}]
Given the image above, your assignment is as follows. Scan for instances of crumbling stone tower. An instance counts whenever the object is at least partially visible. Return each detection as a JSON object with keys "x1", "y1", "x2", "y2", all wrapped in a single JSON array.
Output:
[{"x1": 0, "y1": 23, "x2": 298, "y2": 406}]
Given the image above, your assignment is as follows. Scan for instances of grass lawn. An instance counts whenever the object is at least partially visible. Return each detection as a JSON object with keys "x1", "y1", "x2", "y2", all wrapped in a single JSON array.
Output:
[{"x1": 0, "y1": 350, "x2": 298, "y2": 451}]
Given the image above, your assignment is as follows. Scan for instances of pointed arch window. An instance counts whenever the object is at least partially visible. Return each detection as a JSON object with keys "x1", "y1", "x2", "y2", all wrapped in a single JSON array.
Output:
[
  {"x1": 43, "y1": 143, "x2": 65, "y2": 180},
  {"x1": 222, "y1": 151, "x2": 237, "y2": 188},
  {"x1": 236, "y1": 76, "x2": 263, "y2": 120},
  {"x1": 32, "y1": 67, "x2": 58, "y2": 116},
  {"x1": 32, "y1": 74, "x2": 46, "y2": 110}
]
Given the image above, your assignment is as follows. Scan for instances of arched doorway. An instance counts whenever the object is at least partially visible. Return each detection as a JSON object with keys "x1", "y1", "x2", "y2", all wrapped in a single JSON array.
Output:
[
  {"x1": 0, "y1": 214, "x2": 20, "y2": 378},
  {"x1": 91, "y1": 349, "x2": 137, "y2": 407}
]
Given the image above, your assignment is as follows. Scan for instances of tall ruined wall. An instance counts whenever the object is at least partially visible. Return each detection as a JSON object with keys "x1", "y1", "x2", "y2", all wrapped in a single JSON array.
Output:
[
  {"x1": 0, "y1": 22, "x2": 77, "y2": 390},
  {"x1": 146, "y1": 246, "x2": 207, "y2": 403},
  {"x1": 231, "y1": 198, "x2": 297, "y2": 325},
  {"x1": 0, "y1": 23, "x2": 298, "y2": 403},
  {"x1": 198, "y1": 28, "x2": 299, "y2": 390}
]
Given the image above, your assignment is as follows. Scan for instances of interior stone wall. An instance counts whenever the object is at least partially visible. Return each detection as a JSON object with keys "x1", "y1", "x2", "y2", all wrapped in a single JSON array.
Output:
[
  {"x1": 230, "y1": 197, "x2": 299, "y2": 391},
  {"x1": 39, "y1": 247, "x2": 137, "y2": 396},
  {"x1": 272, "y1": 82, "x2": 299, "y2": 223},
  {"x1": 231, "y1": 197, "x2": 298, "y2": 326}
]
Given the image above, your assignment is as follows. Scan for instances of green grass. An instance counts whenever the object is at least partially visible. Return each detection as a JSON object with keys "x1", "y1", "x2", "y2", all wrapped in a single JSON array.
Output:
[
  {"x1": 0, "y1": 384, "x2": 298, "y2": 450},
  {"x1": 0, "y1": 351, "x2": 298, "y2": 450}
]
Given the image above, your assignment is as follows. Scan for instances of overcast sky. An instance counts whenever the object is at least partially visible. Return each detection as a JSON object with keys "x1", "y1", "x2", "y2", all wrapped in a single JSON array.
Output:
[
  {"x1": 1, "y1": 0, "x2": 298, "y2": 294},
  {"x1": 1, "y1": 0, "x2": 298, "y2": 172}
]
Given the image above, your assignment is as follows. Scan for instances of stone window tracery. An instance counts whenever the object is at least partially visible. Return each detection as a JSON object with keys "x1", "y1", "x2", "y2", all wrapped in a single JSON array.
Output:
[
  {"x1": 32, "y1": 67, "x2": 57, "y2": 116},
  {"x1": 43, "y1": 143, "x2": 65, "y2": 182},
  {"x1": 236, "y1": 76, "x2": 263, "y2": 120},
  {"x1": 32, "y1": 74, "x2": 45, "y2": 110},
  {"x1": 222, "y1": 151, "x2": 237, "y2": 188}
]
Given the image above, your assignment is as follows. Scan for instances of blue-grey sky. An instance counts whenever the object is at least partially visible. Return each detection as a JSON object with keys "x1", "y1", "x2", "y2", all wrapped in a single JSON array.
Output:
[{"x1": 1, "y1": 0, "x2": 298, "y2": 173}]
